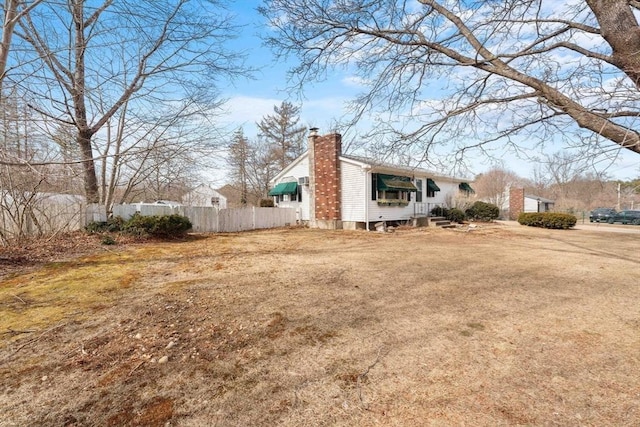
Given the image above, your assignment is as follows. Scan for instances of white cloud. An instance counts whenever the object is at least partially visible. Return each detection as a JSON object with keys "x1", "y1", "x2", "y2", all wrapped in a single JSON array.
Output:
[
  {"x1": 220, "y1": 95, "x2": 282, "y2": 127},
  {"x1": 219, "y1": 94, "x2": 354, "y2": 139}
]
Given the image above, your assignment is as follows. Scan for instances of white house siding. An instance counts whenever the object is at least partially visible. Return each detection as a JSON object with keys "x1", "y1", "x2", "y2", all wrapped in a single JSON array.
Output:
[
  {"x1": 273, "y1": 157, "x2": 310, "y2": 221},
  {"x1": 340, "y1": 161, "x2": 367, "y2": 222},
  {"x1": 524, "y1": 197, "x2": 539, "y2": 212},
  {"x1": 367, "y1": 172, "x2": 417, "y2": 223},
  {"x1": 366, "y1": 175, "x2": 461, "y2": 223},
  {"x1": 183, "y1": 185, "x2": 227, "y2": 209},
  {"x1": 429, "y1": 180, "x2": 459, "y2": 205}
]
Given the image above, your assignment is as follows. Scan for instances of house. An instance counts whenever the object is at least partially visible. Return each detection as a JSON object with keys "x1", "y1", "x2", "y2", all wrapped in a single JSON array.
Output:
[
  {"x1": 268, "y1": 129, "x2": 474, "y2": 230},
  {"x1": 182, "y1": 184, "x2": 227, "y2": 209},
  {"x1": 508, "y1": 187, "x2": 555, "y2": 219}
]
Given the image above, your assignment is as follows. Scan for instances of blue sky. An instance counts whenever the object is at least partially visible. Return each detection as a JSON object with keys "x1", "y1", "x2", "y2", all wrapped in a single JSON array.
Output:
[{"x1": 215, "y1": 1, "x2": 639, "y2": 184}]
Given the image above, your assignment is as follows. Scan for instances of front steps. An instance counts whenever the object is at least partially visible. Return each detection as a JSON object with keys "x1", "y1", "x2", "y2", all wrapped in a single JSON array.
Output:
[{"x1": 428, "y1": 216, "x2": 456, "y2": 228}]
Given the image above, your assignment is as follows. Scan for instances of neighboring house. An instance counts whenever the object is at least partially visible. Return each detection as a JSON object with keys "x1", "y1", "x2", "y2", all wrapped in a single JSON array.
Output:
[
  {"x1": 508, "y1": 187, "x2": 555, "y2": 219},
  {"x1": 268, "y1": 129, "x2": 474, "y2": 230},
  {"x1": 182, "y1": 184, "x2": 227, "y2": 209}
]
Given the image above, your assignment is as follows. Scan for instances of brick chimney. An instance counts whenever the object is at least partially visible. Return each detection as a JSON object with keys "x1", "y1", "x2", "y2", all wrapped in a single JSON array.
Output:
[
  {"x1": 308, "y1": 129, "x2": 342, "y2": 229},
  {"x1": 509, "y1": 187, "x2": 525, "y2": 220}
]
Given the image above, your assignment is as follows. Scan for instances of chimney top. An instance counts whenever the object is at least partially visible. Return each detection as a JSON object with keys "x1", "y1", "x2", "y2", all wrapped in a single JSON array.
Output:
[{"x1": 309, "y1": 127, "x2": 319, "y2": 136}]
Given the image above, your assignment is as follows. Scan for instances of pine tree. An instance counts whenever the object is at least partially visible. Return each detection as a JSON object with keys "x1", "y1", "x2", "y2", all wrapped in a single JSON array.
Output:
[{"x1": 256, "y1": 101, "x2": 307, "y2": 170}]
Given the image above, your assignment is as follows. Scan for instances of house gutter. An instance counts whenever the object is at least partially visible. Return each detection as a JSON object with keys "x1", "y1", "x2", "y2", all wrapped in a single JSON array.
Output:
[{"x1": 363, "y1": 164, "x2": 372, "y2": 231}]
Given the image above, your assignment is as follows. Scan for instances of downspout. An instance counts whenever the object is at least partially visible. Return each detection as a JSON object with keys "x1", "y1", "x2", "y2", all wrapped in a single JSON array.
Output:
[{"x1": 363, "y1": 165, "x2": 372, "y2": 231}]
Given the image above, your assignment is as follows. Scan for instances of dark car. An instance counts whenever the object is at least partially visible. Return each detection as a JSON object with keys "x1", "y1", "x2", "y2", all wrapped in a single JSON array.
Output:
[
  {"x1": 589, "y1": 208, "x2": 617, "y2": 223},
  {"x1": 607, "y1": 210, "x2": 640, "y2": 225}
]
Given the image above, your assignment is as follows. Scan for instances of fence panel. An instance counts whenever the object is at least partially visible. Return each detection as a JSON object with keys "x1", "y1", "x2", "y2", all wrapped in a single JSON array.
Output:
[
  {"x1": 2, "y1": 194, "x2": 85, "y2": 241},
  {"x1": 183, "y1": 206, "x2": 219, "y2": 233},
  {"x1": 218, "y1": 208, "x2": 254, "y2": 233},
  {"x1": 254, "y1": 207, "x2": 296, "y2": 229},
  {"x1": 86, "y1": 204, "x2": 106, "y2": 224}
]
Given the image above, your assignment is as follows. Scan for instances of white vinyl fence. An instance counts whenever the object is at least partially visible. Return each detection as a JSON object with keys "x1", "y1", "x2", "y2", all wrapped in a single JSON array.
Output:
[
  {"x1": 2, "y1": 195, "x2": 297, "y2": 242},
  {"x1": 1, "y1": 192, "x2": 85, "y2": 243},
  {"x1": 87, "y1": 204, "x2": 297, "y2": 233}
]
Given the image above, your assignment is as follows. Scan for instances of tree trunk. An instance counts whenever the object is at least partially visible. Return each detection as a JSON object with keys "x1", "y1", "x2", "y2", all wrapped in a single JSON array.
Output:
[{"x1": 77, "y1": 131, "x2": 99, "y2": 203}]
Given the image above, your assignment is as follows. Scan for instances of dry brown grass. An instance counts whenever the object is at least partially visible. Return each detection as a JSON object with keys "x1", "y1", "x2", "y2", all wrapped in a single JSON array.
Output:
[{"x1": 1, "y1": 223, "x2": 639, "y2": 426}]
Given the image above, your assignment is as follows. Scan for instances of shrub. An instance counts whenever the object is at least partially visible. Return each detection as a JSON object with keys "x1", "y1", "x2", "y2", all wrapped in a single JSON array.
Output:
[
  {"x1": 465, "y1": 201, "x2": 499, "y2": 221},
  {"x1": 259, "y1": 198, "x2": 274, "y2": 207},
  {"x1": 447, "y1": 208, "x2": 466, "y2": 224},
  {"x1": 430, "y1": 206, "x2": 449, "y2": 217},
  {"x1": 87, "y1": 213, "x2": 192, "y2": 239},
  {"x1": 124, "y1": 213, "x2": 192, "y2": 238},
  {"x1": 85, "y1": 216, "x2": 125, "y2": 234},
  {"x1": 100, "y1": 234, "x2": 117, "y2": 245},
  {"x1": 517, "y1": 212, "x2": 577, "y2": 229}
]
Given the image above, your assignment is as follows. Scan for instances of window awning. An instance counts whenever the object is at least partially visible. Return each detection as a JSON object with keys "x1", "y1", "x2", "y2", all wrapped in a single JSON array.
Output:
[
  {"x1": 377, "y1": 174, "x2": 418, "y2": 192},
  {"x1": 268, "y1": 181, "x2": 298, "y2": 196},
  {"x1": 427, "y1": 178, "x2": 441, "y2": 192},
  {"x1": 459, "y1": 182, "x2": 475, "y2": 193}
]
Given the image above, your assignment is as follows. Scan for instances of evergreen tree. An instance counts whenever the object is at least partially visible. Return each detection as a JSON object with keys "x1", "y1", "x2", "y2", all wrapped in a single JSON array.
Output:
[{"x1": 257, "y1": 101, "x2": 307, "y2": 170}]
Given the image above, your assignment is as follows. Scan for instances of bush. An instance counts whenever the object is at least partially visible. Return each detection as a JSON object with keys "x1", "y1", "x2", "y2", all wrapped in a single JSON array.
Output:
[
  {"x1": 85, "y1": 216, "x2": 125, "y2": 234},
  {"x1": 430, "y1": 206, "x2": 449, "y2": 217},
  {"x1": 100, "y1": 234, "x2": 117, "y2": 245},
  {"x1": 259, "y1": 198, "x2": 274, "y2": 207},
  {"x1": 447, "y1": 208, "x2": 466, "y2": 224},
  {"x1": 465, "y1": 201, "x2": 499, "y2": 221},
  {"x1": 517, "y1": 212, "x2": 577, "y2": 229},
  {"x1": 124, "y1": 213, "x2": 192, "y2": 238},
  {"x1": 86, "y1": 213, "x2": 192, "y2": 238}
]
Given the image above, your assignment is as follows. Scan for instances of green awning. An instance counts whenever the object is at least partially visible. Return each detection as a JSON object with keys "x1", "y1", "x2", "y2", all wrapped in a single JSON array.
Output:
[
  {"x1": 459, "y1": 182, "x2": 475, "y2": 193},
  {"x1": 268, "y1": 181, "x2": 298, "y2": 196},
  {"x1": 427, "y1": 178, "x2": 441, "y2": 192},
  {"x1": 376, "y1": 174, "x2": 418, "y2": 192}
]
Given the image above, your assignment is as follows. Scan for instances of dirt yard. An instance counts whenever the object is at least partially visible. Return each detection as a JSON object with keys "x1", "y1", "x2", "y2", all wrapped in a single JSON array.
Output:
[{"x1": 1, "y1": 223, "x2": 639, "y2": 426}]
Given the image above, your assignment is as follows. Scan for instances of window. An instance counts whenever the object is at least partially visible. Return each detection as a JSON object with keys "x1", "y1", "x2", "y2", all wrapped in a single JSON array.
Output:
[
  {"x1": 459, "y1": 182, "x2": 475, "y2": 197},
  {"x1": 426, "y1": 178, "x2": 440, "y2": 198},
  {"x1": 371, "y1": 173, "x2": 378, "y2": 200},
  {"x1": 377, "y1": 190, "x2": 410, "y2": 205},
  {"x1": 415, "y1": 179, "x2": 423, "y2": 202},
  {"x1": 372, "y1": 173, "x2": 418, "y2": 206}
]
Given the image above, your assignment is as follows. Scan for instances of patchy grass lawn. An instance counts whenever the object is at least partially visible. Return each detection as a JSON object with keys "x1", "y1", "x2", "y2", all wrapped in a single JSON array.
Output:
[{"x1": 1, "y1": 224, "x2": 639, "y2": 426}]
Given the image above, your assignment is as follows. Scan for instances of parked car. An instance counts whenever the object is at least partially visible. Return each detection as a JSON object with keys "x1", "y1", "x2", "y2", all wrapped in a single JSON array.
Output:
[
  {"x1": 589, "y1": 208, "x2": 617, "y2": 223},
  {"x1": 607, "y1": 210, "x2": 640, "y2": 225}
]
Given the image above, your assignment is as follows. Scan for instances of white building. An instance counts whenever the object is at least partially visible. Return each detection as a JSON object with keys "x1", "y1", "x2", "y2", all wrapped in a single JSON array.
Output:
[
  {"x1": 182, "y1": 184, "x2": 227, "y2": 209},
  {"x1": 269, "y1": 130, "x2": 474, "y2": 230}
]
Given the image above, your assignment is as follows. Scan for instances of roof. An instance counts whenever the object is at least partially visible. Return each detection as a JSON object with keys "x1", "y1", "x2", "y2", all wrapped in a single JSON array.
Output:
[
  {"x1": 341, "y1": 154, "x2": 467, "y2": 182},
  {"x1": 270, "y1": 150, "x2": 469, "y2": 184},
  {"x1": 526, "y1": 194, "x2": 555, "y2": 203}
]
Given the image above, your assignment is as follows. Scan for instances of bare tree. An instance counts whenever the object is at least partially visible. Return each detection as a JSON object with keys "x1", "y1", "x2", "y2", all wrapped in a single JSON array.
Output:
[
  {"x1": 257, "y1": 101, "x2": 307, "y2": 170},
  {"x1": 535, "y1": 151, "x2": 609, "y2": 201},
  {"x1": 260, "y1": 0, "x2": 640, "y2": 166},
  {"x1": 473, "y1": 167, "x2": 524, "y2": 211},
  {"x1": 227, "y1": 128, "x2": 252, "y2": 205},
  {"x1": 0, "y1": 0, "x2": 43, "y2": 95},
  {"x1": 8, "y1": 0, "x2": 244, "y2": 203}
]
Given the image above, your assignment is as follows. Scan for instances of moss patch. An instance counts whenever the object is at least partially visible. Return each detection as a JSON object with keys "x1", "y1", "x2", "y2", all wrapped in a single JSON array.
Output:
[{"x1": 0, "y1": 252, "x2": 139, "y2": 334}]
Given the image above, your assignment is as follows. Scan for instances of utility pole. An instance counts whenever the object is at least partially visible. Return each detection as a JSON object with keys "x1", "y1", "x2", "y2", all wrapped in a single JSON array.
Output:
[{"x1": 617, "y1": 182, "x2": 621, "y2": 210}]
